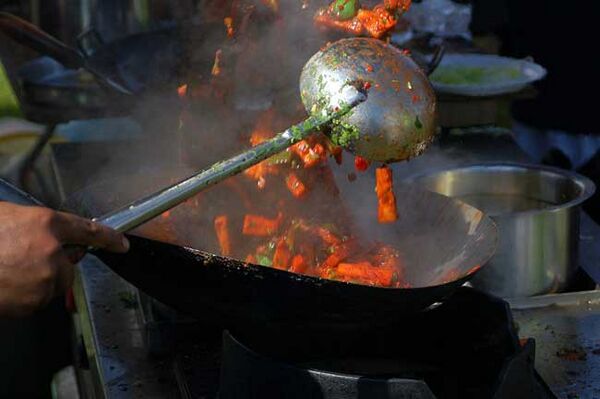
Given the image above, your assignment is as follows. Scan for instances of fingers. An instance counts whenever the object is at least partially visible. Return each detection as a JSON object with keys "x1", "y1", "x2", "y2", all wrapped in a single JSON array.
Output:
[
  {"x1": 54, "y1": 254, "x2": 75, "y2": 297},
  {"x1": 52, "y1": 211, "x2": 130, "y2": 253}
]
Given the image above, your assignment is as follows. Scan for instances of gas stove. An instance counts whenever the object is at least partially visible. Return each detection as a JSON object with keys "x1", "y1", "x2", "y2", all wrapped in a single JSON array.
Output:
[
  {"x1": 70, "y1": 252, "x2": 600, "y2": 399},
  {"x1": 166, "y1": 287, "x2": 555, "y2": 399},
  {"x1": 51, "y1": 129, "x2": 600, "y2": 399}
]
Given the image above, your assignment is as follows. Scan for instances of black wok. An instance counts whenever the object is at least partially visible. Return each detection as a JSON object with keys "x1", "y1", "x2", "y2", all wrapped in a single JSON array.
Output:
[
  {"x1": 0, "y1": 12, "x2": 187, "y2": 95},
  {"x1": 16, "y1": 152, "x2": 496, "y2": 331}
]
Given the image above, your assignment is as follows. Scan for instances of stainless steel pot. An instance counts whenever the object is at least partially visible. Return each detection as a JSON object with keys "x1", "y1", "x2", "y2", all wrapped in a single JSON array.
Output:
[{"x1": 407, "y1": 163, "x2": 595, "y2": 298}]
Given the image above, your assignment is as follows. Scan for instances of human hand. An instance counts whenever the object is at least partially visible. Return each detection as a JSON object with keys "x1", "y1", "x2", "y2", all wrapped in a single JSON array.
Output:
[{"x1": 0, "y1": 202, "x2": 129, "y2": 317}]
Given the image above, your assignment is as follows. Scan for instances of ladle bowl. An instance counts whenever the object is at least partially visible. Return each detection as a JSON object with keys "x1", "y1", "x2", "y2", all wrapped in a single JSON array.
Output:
[{"x1": 300, "y1": 38, "x2": 437, "y2": 163}]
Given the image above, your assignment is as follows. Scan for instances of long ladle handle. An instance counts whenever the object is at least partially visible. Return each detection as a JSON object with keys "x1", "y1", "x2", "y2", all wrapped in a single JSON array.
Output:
[{"x1": 95, "y1": 88, "x2": 367, "y2": 232}]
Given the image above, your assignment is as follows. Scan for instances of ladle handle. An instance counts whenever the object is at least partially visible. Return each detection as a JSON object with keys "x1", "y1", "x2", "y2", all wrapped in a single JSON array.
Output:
[{"x1": 95, "y1": 90, "x2": 366, "y2": 232}]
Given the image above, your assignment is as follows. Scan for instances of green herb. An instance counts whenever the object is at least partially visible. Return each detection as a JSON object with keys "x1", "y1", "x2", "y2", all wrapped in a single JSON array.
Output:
[
  {"x1": 329, "y1": 117, "x2": 360, "y2": 148},
  {"x1": 415, "y1": 116, "x2": 423, "y2": 129},
  {"x1": 256, "y1": 254, "x2": 273, "y2": 267},
  {"x1": 290, "y1": 125, "x2": 304, "y2": 140},
  {"x1": 331, "y1": 0, "x2": 359, "y2": 20}
]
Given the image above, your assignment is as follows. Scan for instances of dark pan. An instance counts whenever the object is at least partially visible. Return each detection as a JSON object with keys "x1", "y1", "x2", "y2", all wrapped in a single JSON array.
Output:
[
  {"x1": 59, "y1": 168, "x2": 498, "y2": 331},
  {"x1": 0, "y1": 12, "x2": 184, "y2": 95}
]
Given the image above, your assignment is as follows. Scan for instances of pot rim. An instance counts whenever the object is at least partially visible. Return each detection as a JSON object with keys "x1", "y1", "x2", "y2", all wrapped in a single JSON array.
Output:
[{"x1": 405, "y1": 161, "x2": 596, "y2": 217}]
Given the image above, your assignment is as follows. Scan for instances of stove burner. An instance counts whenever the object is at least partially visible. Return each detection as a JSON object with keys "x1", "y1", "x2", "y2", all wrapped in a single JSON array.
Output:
[{"x1": 214, "y1": 288, "x2": 556, "y2": 399}]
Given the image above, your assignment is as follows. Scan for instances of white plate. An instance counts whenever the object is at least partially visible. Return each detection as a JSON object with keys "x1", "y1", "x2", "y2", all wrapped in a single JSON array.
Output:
[{"x1": 429, "y1": 54, "x2": 547, "y2": 97}]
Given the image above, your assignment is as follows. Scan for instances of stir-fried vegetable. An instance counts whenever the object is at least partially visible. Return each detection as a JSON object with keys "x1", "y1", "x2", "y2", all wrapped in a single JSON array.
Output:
[
  {"x1": 337, "y1": 262, "x2": 394, "y2": 286},
  {"x1": 272, "y1": 238, "x2": 292, "y2": 270},
  {"x1": 214, "y1": 215, "x2": 232, "y2": 256},
  {"x1": 354, "y1": 155, "x2": 370, "y2": 171},
  {"x1": 286, "y1": 172, "x2": 307, "y2": 198},
  {"x1": 243, "y1": 213, "x2": 282, "y2": 236},
  {"x1": 315, "y1": 0, "x2": 411, "y2": 39},
  {"x1": 332, "y1": 0, "x2": 360, "y2": 20},
  {"x1": 178, "y1": 2, "x2": 417, "y2": 288},
  {"x1": 375, "y1": 165, "x2": 398, "y2": 223}
]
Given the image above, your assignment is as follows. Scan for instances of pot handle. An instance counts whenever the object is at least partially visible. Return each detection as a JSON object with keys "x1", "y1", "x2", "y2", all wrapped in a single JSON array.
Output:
[
  {"x1": 0, "y1": 12, "x2": 84, "y2": 69},
  {"x1": 425, "y1": 45, "x2": 445, "y2": 76}
]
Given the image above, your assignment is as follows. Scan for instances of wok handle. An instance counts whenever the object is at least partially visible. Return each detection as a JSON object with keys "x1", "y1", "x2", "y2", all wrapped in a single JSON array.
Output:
[
  {"x1": 0, "y1": 12, "x2": 84, "y2": 69},
  {"x1": 95, "y1": 88, "x2": 367, "y2": 232}
]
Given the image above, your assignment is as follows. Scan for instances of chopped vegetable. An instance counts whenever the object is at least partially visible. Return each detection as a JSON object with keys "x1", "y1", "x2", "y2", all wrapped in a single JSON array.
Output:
[
  {"x1": 337, "y1": 262, "x2": 394, "y2": 286},
  {"x1": 292, "y1": 140, "x2": 327, "y2": 168},
  {"x1": 243, "y1": 214, "x2": 282, "y2": 236},
  {"x1": 332, "y1": 0, "x2": 359, "y2": 20},
  {"x1": 354, "y1": 155, "x2": 370, "y2": 171},
  {"x1": 375, "y1": 165, "x2": 398, "y2": 223},
  {"x1": 290, "y1": 254, "x2": 309, "y2": 274},
  {"x1": 316, "y1": 227, "x2": 341, "y2": 246},
  {"x1": 177, "y1": 84, "x2": 188, "y2": 98},
  {"x1": 272, "y1": 238, "x2": 291, "y2": 270},
  {"x1": 314, "y1": 0, "x2": 409, "y2": 38},
  {"x1": 211, "y1": 49, "x2": 223, "y2": 76},
  {"x1": 320, "y1": 240, "x2": 354, "y2": 270},
  {"x1": 214, "y1": 215, "x2": 232, "y2": 256},
  {"x1": 356, "y1": 6, "x2": 397, "y2": 39},
  {"x1": 286, "y1": 172, "x2": 307, "y2": 198},
  {"x1": 224, "y1": 17, "x2": 234, "y2": 38}
]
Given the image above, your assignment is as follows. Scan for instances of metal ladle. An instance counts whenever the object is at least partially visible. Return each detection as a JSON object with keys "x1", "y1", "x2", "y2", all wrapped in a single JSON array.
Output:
[
  {"x1": 97, "y1": 85, "x2": 366, "y2": 232},
  {"x1": 99, "y1": 38, "x2": 438, "y2": 232},
  {"x1": 300, "y1": 38, "x2": 437, "y2": 163},
  {"x1": 0, "y1": 37, "x2": 438, "y2": 245}
]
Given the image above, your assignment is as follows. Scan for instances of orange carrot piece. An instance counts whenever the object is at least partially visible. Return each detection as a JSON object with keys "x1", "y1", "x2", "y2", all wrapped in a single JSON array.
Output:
[
  {"x1": 224, "y1": 16, "x2": 234, "y2": 38},
  {"x1": 211, "y1": 49, "x2": 222, "y2": 76},
  {"x1": 356, "y1": 7, "x2": 397, "y2": 39},
  {"x1": 337, "y1": 262, "x2": 395, "y2": 287},
  {"x1": 320, "y1": 241, "x2": 354, "y2": 270},
  {"x1": 292, "y1": 141, "x2": 326, "y2": 168},
  {"x1": 272, "y1": 238, "x2": 291, "y2": 270},
  {"x1": 286, "y1": 172, "x2": 307, "y2": 198},
  {"x1": 243, "y1": 162, "x2": 278, "y2": 189},
  {"x1": 302, "y1": 143, "x2": 326, "y2": 168},
  {"x1": 314, "y1": 12, "x2": 364, "y2": 36},
  {"x1": 315, "y1": 226, "x2": 341, "y2": 245},
  {"x1": 242, "y1": 214, "x2": 281, "y2": 236},
  {"x1": 289, "y1": 254, "x2": 309, "y2": 274},
  {"x1": 214, "y1": 215, "x2": 232, "y2": 256},
  {"x1": 177, "y1": 84, "x2": 188, "y2": 98},
  {"x1": 292, "y1": 140, "x2": 310, "y2": 159},
  {"x1": 245, "y1": 254, "x2": 257, "y2": 264},
  {"x1": 375, "y1": 166, "x2": 398, "y2": 223}
]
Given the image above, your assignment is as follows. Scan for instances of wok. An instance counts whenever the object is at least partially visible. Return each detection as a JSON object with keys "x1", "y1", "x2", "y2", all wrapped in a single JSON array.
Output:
[
  {"x1": 0, "y1": 12, "x2": 187, "y2": 95},
  {"x1": 0, "y1": 159, "x2": 497, "y2": 331}
]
